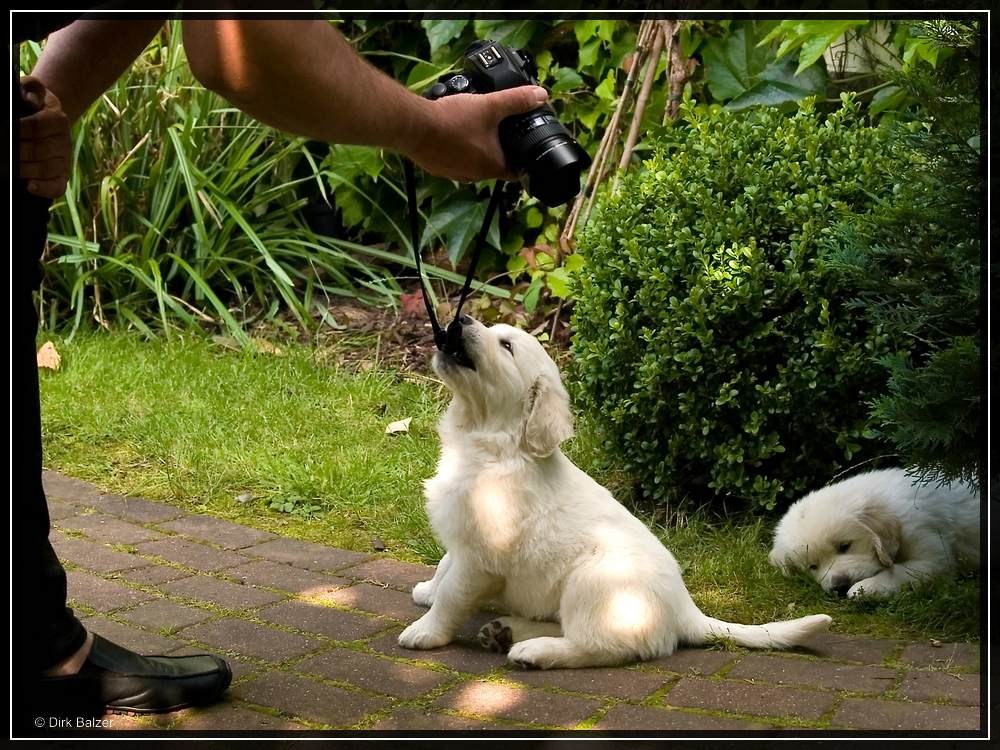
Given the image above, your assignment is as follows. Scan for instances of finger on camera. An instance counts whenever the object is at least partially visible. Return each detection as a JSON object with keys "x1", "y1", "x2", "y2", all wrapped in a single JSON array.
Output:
[
  {"x1": 20, "y1": 136, "x2": 69, "y2": 163},
  {"x1": 26, "y1": 177, "x2": 68, "y2": 199},
  {"x1": 20, "y1": 111, "x2": 71, "y2": 139},
  {"x1": 19, "y1": 157, "x2": 69, "y2": 180}
]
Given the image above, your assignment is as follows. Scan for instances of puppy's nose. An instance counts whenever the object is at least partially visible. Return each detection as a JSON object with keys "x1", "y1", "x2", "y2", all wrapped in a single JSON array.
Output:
[
  {"x1": 459, "y1": 315, "x2": 474, "y2": 326},
  {"x1": 831, "y1": 578, "x2": 852, "y2": 598}
]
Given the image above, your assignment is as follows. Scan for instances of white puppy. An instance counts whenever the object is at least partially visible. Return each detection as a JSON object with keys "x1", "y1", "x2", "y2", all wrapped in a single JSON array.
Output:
[
  {"x1": 769, "y1": 468, "x2": 980, "y2": 599},
  {"x1": 398, "y1": 317, "x2": 831, "y2": 669}
]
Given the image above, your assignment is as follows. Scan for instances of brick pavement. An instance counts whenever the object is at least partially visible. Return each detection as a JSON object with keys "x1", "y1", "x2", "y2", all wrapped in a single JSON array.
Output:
[{"x1": 34, "y1": 470, "x2": 983, "y2": 736}]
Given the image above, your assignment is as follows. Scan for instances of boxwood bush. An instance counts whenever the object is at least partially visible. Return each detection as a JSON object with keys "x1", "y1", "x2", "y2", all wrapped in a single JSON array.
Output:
[{"x1": 571, "y1": 97, "x2": 914, "y2": 511}]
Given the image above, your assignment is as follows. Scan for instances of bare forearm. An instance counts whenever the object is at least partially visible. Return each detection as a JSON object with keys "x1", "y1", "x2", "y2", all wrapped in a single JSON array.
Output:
[
  {"x1": 182, "y1": 20, "x2": 430, "y2": 153},
  {"x1": 30, "y1": 19, "x2": 166, "y2": 122}
]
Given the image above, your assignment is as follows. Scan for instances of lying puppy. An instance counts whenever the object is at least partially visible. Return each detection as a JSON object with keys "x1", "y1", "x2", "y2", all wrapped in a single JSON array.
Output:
[
  {"x1": 398, "y1": 316, "x2": 831, "y2": 669},
  {"x1": 769, "y1": 468, "x2": 980, "y2": 599}
]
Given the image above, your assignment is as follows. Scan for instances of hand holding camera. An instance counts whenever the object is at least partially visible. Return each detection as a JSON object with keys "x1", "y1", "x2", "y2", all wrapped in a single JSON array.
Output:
[{"x1": 408, "y1": 40, "x2": 590, "y2": 205}]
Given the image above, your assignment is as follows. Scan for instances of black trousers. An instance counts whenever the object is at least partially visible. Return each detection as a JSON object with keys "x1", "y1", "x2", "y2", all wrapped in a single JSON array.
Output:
[{"x1": 13, "y1": 72, "x2": 88, "y2": 682}]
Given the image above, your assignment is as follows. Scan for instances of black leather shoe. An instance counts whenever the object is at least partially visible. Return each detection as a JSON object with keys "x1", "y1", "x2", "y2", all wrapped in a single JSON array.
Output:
[{"x1": 38, "y1": 635, "x2": 232, "y2": 715}]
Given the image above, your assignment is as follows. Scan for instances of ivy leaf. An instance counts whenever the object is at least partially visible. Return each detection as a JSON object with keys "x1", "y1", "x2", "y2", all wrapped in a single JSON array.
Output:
[
  {"x1": 869, "y1": 84, "x2": 907, "y2": 116},
  {"x1": 549, "y1": 66, "x2": 584, "y2": 93},
  {"x1": 420, "y1": 196, "x2": 501, "y2": 264},
  {"x1": 421, "y1": 19, "x2": 468, "y2": 57},
  {"x1": 794, "y1": 21, "x2": 867, "y2": 73},
  {"x1": 473, "y1": 20, "x2": 539, "y2": 51},
  {"x1": 725, "y1": 57, "x2": 827, "y2": 111},
  {"x1": 595, "y1": 70, "x2": 618, "y2": 102}
]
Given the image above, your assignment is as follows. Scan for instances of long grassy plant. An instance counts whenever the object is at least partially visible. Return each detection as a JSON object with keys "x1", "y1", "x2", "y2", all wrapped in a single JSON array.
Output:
[{"x1": 21, "y1": 22, "x2": 436, "y2": 343}]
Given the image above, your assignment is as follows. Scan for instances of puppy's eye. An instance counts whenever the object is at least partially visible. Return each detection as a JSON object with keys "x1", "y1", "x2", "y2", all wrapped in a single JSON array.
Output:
[
  {"x1": 836, "y1": 542, "x2": 851, "y2": 554},
  {"x1": 500, "y1": 340, "x2": 513, "y2": 355},
  {"x1": 809, "y1": 564, "x2": 818, "y2": 571}
]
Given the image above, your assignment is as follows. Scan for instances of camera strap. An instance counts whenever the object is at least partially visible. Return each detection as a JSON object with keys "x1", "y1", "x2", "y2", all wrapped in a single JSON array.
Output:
[{"x1": 403, "y1": 159, "x2": 504, "y2": 351}]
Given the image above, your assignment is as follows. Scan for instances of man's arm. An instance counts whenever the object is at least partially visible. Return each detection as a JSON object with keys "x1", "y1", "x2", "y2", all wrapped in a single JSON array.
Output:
[
  {"x1": 29, "y1": 19, "x2": 166, "y2": 123},
  {"x1": 180, "y1": 19, "x2": 547, "y2": 181}
]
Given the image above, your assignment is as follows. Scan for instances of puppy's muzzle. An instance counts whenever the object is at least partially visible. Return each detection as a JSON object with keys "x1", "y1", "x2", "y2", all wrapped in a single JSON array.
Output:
[
  {"x1": 831, "y1": 576, "x2": 853, "y2": 598},
  {"x1": 442, "y1": 315, "x2": 476, "y2": 370}
]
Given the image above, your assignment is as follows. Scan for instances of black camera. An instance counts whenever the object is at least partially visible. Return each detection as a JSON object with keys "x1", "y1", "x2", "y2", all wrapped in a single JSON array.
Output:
[{"x1": 426, "y1": 40, "x2": 591, "y2": 207}]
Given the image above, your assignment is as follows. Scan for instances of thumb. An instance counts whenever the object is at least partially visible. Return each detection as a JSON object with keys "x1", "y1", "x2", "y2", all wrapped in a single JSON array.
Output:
[
  {"x1": 20, "y1": 76, "x2": 46, "y2": 110},
  {"x1": 486, "y1": 85, "x2": 549, "y2": 118}
]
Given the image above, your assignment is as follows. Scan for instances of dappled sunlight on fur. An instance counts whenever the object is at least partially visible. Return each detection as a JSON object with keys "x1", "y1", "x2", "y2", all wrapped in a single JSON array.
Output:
[{"x1": 398, "y1": 319, "x2": 831, "y2": 668}]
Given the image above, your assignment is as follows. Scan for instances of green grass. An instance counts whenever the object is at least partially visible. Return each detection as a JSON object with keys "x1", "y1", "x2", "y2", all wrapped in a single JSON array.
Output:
[{"x1": 38, "y1": 331, "x2": 980, "y2": 643}]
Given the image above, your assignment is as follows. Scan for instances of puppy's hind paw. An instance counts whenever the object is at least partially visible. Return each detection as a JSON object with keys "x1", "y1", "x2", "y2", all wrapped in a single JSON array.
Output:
[{"x1": 477, "y1": 619, "x2": 514, "y2": 653}]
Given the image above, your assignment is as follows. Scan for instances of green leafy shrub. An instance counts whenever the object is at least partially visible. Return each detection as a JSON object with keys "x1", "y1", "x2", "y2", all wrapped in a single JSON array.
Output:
[{"x1": 571, "y1": 96, "x2": 914, "y2": 510}]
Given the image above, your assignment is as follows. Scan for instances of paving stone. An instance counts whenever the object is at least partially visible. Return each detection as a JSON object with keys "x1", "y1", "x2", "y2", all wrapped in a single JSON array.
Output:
[
  {"x1": 57, "y1": 513, "x2": 164, "y2": 545},
  {"x1": 504, "y1": 665, "x2": 671, "y2": 700},
  {"x1": 370, "y1": 708, "x2": 502, "y2": 731},
  {"x1": 432, "y1": 680, "x2": 601, "y2": 728},
  {"x1": 167, "y1": 645, "x2": 262, "y2": 682},
  {"x1": 223, "y1": 561, "x2": 349, "y2": 595},
  {"x1": 161, "y1": 575, "x2": 287, "y2": 610},
  {"x1": 233, "y1": 672, "x2": 388, "y2": 727},
  {"x1": 114, "y1": 564, "x2": 194, "y2": 586},
  {"x1": 43, "y1": 470, "x2": 102, "y2": 502},
  {"x1": 80, "y1": 615, "x2": 183, "y2": 655},
  {"x1": 50, "y1": 532, "x2": 152, "y2": 573},
  {"x1": 47, "y1": 499, "x2": 81, "y2": 521},
  {"x1": 898, "y1": 670, "x2": 981, "y2": 706},
  {"x1": 369, "y1": 630, "x2": 504, "y2": 674},
  {"x1": 727, "y1": 653, "x2": 898, "y2": 695},
  {"x1": 297, "y1": 648, "x2": 454, "y2": 698},
  {"x1": 793, "y1": 632, "x2": 903, "y2": 665},
  {"x1": 832, "y1": 697, "x2": 980, "y2": 731},
  {"x1": 336, "y1": 558, "x2": 436, "y2": 592},
  {"x1": 171, "y1": 700, "x2": 310, "y2": 731},
  {"x1": 641, "y1": 648, "x2": 738, "y2": 677},
  {"x1": 89, "y1": 494, "x2": 188, "y2": 524},
  {"x1": 118, "y1": 599, "x2": 215, "y2": 631},
  {"x1": 662, "y1": 677, "x2": 834, "y2": 720},
  {"x1": 317, "y1": 582, "x2": 426, "y2": 622},
  {"x1": 899, "y1": 642, "x2": 980, "y2": 671},
  {"x1": 66, "y1": 569, "x2": 155, "y2": 613},
  {"x1": 157, "y1": 515, "x2": 277, "y2": 550},
  {"x1": 595, "y1": 704, "x2": 773, "y2": 731},
  {"x1": 177, "y1": 617, "x2": 320, "y2": 662},
  {"x1": 257, "y1": 600, "x2": 388, "y2": 641},
  {"x1": 135, "y1": 537, "x2": 251, "y2": 572},
  {"x1": 243, "y1": 537, "x2": 371, "y2": 573}
]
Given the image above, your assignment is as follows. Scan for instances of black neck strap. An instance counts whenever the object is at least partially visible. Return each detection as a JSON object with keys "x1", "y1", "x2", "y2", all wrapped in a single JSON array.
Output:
[{"x1": 403, "y1": 159, "x2": 504, "y2": 351}]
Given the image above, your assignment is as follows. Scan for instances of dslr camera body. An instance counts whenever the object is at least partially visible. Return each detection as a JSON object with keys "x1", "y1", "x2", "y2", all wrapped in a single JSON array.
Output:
[{"x1": 426, "y1": 40, "x2": 591, "y2": 207}]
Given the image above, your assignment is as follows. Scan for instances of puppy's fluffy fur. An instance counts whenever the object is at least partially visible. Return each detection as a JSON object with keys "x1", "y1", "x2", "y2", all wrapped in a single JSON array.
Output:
[
  {"x1": 398, "y1": 319, "x2": 831, "y2": 669},
  {"x1": 769, "y1": 468, "x2": 980, "y2": 599}
]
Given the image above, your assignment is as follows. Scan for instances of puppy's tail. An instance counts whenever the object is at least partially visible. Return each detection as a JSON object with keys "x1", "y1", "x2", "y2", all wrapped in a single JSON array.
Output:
[{"x1": 682, "y1": 610, "x2": 832, "y2": 650}]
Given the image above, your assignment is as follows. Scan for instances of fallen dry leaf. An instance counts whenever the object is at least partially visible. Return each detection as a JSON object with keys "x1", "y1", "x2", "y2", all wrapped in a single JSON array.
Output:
[
  {"x1": 37, "y1": 341, "x2": 61, "y2": 371},
  {"x1": 385, "y1": 417, "x2": 412, "y2": 435},
  {"x1": 253, "y1": 338, "x2": 284, "y2": 356}
]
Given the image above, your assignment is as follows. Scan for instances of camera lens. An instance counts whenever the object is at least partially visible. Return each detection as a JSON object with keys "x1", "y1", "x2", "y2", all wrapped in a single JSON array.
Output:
[{"x1": 499, "y1": 107, "x2": 591, "y2": 207}]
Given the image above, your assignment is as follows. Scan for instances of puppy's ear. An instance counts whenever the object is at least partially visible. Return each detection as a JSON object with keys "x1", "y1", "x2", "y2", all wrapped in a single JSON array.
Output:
[
  {"x1": 523, "y1": 374, "x2": 574, "y2": 458},
  {"x1": 857, "y1": 503, "x2": 902, "y2": 566}
]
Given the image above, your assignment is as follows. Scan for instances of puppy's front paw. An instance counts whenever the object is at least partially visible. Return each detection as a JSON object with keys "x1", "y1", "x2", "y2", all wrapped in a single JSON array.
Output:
[
  {"x1": 847, "y1": 579, "x2": 895, "y2": 599},
  {"x1": 507, "y1": 640, "x2": 548, "y2": 670},
  {"x1": 398, "y1": 618, "x2": 451, "y2": 650},
  {"x1": 412, "y1": 580, "x2": 435, "y2": 608}
]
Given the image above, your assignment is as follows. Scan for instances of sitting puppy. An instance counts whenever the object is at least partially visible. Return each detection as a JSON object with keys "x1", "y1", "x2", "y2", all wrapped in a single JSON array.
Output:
[
  {"x1": 769, "y1": 468, "x2": 980, "y2": 599},
  {"x1": 398, "y1": 316, "x2": 831, "y2": 669}
]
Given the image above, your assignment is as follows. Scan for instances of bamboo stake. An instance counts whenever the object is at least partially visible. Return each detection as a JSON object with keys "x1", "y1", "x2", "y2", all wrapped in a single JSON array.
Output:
[
  {"x1": 558, "y1": 19, "x2": 657, "y2": 253},
  {"x1": 618, "y1": 22, "x2": 667, "y2": 171}
]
